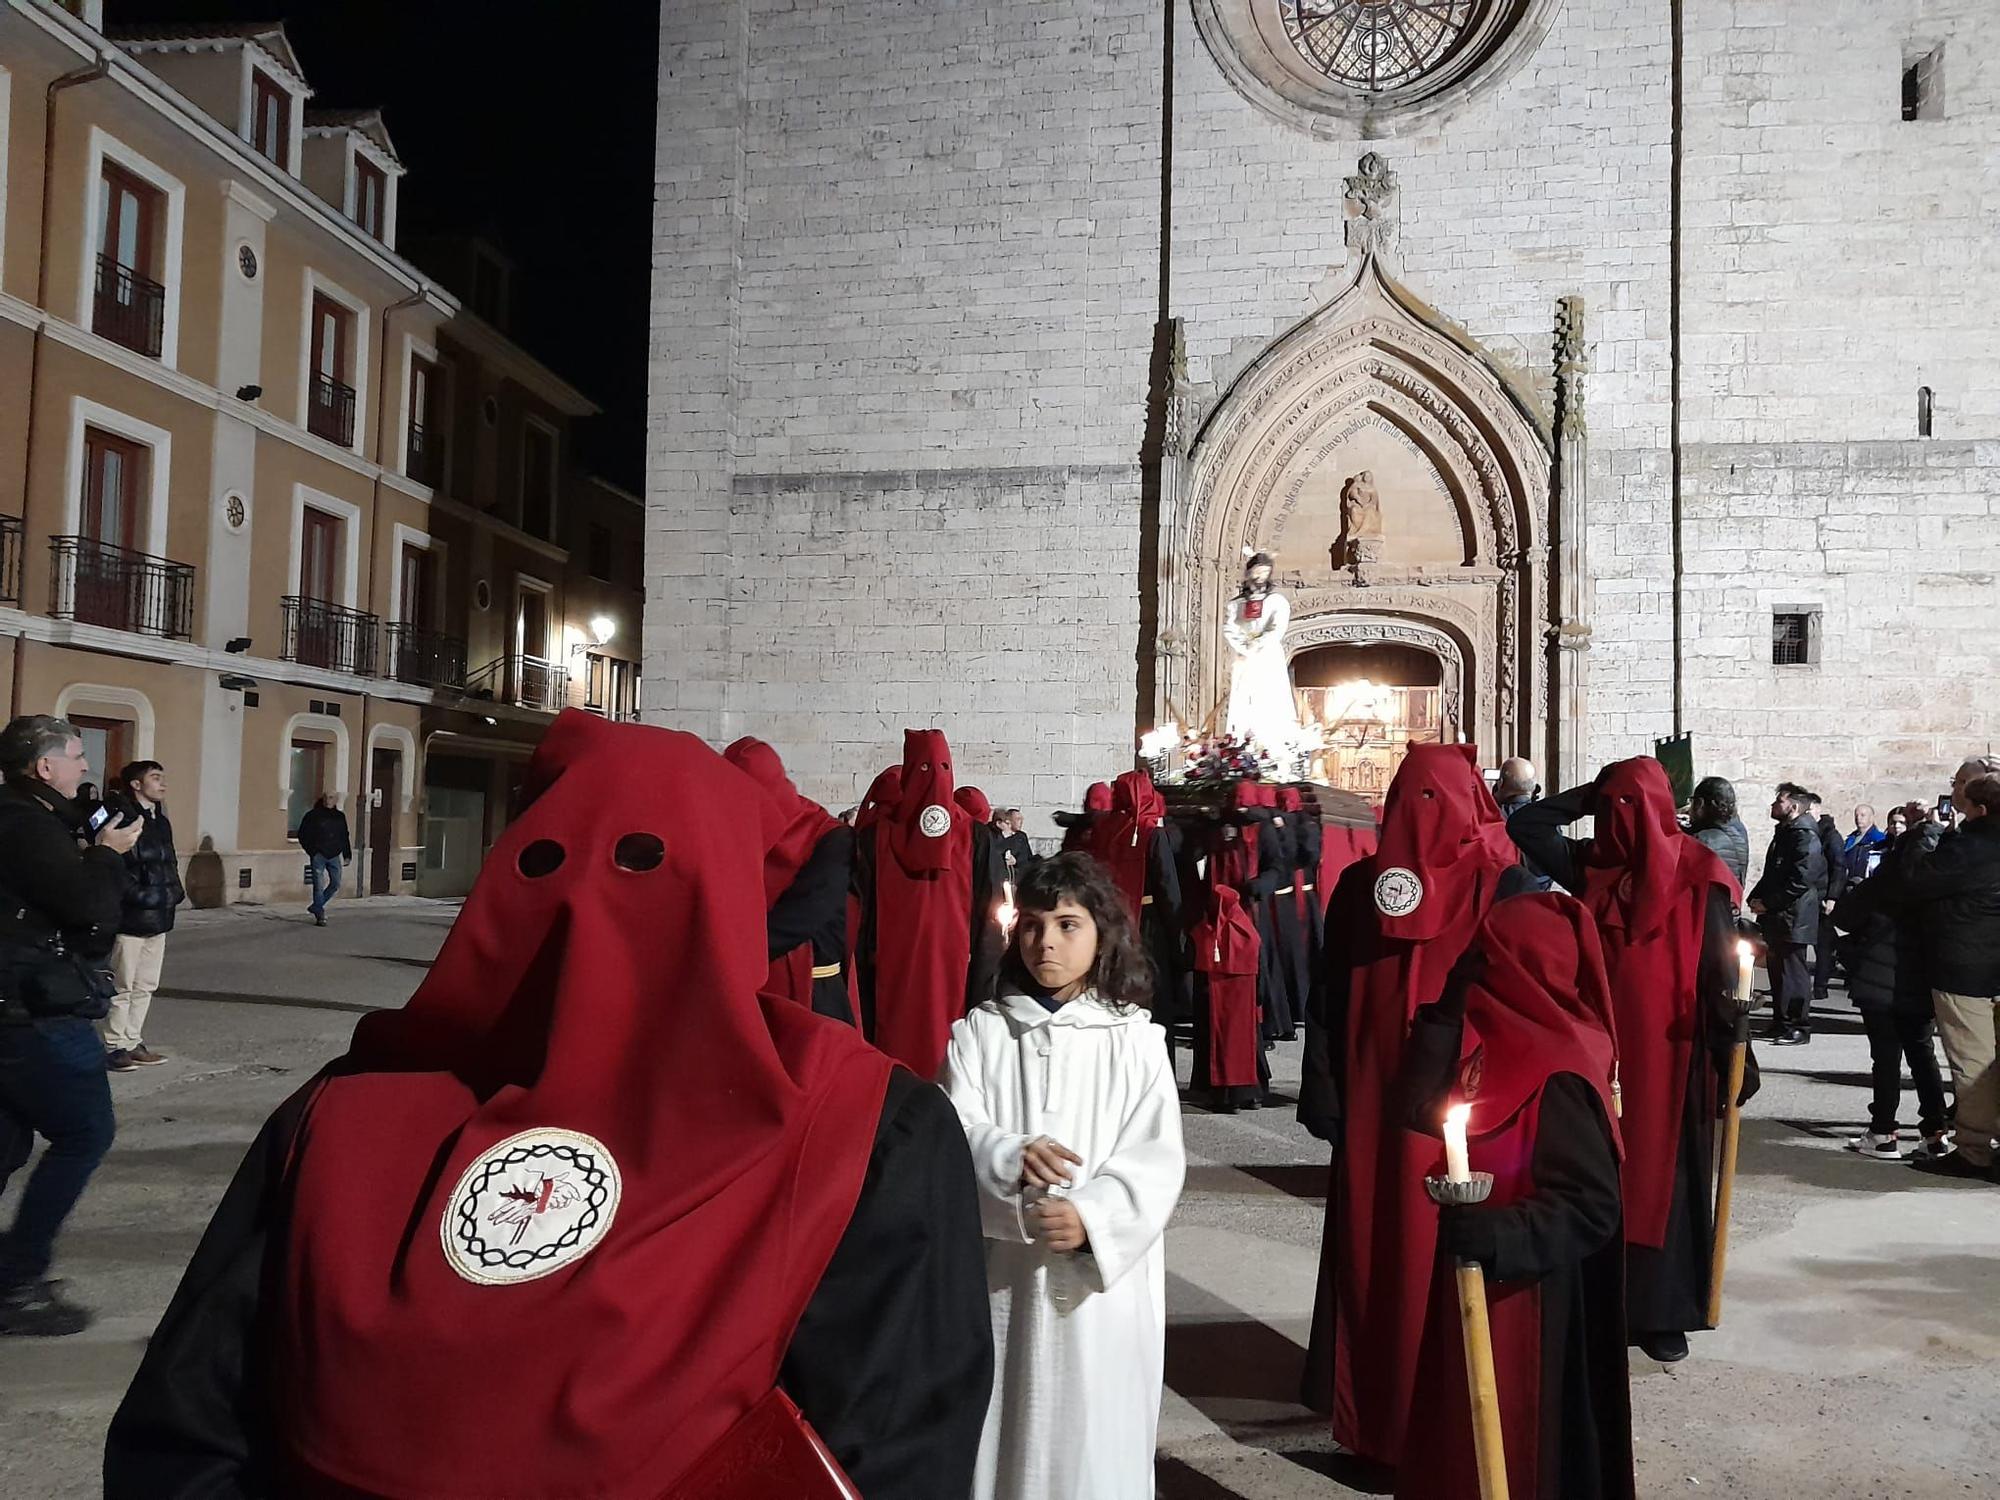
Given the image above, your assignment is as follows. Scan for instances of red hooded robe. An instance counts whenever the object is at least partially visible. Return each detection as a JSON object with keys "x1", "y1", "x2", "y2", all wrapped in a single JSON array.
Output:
[
  {"x1": 1316, "y1": 742, "x2": 1520, "y2": 1466},
  {"x1": 1088, "y1": 769, "x2": 1165, "y2": 922},
  {"x1": 869, "y1": 730, "x2": 975, "y2": 1077},
  {"x1": 266, "y1": 712, "x2": 894, "y2": 1497},
  {"x1": 1192, "y1": 884, "x2": 1262, "y2": 1088},
  {"x1": 1581, "y1": 756, "x2": 1739, "y2": 1249},
  {"x1": 725, "y1": 736, "x2": 845, "y2": 1009},
  {"x1": 1396, "y1": 892, "x2": 1628, "y2": 1500}
]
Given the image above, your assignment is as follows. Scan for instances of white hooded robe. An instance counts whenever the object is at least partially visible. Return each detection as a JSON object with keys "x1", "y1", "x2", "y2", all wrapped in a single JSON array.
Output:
[{"x1": 938, "y1": 990, "x2": 1186, "y2": 1500}]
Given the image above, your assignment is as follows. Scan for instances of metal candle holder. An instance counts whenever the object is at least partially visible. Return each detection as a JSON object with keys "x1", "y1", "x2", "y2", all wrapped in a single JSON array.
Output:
[{"x1": 1424, "y1": 1172, "x2": 1495, "y2": 1207}]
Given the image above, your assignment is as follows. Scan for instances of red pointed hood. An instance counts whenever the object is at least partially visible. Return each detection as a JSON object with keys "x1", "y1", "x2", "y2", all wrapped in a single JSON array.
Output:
[
  {"x1": 1456, "y1": 891, "x2": 1623, "y2": 1149},
  {"x1": 1083, "y1": 781, "x2": 1113, "y2": 813},
  {"x1": 724, "y1": 736, "x2": 840, "y2": 904},
  {"x1": 884, "y1": 729, "x2": 967, "y2": 875},
  {"x1": 1370, "y1": 744, "x2": 1518, "y2": 941},
  {"x1": 854, "y1": 765, "x2": 902, "y2": 830},
  {"x1": 275, "y1": 711, "x2": 892, "y2": 1495}
]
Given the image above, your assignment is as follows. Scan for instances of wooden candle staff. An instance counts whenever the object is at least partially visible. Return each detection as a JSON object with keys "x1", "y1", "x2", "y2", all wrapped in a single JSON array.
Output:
[
  {"x1": 1427, "y1": 1104, "x2": 1510, "y2": 1500},
  {"x1": 1707, "y1": 939, "x2": 1756, "y2": 1327}
]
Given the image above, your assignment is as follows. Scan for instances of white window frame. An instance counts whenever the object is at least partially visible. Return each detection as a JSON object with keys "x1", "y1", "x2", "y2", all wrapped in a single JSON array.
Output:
[
  {"x1": 288, "y1": 482, "x2": 364, "y2": 610},
  {"x1": 343, "y1": 135, "x2": 401, "y2": 246},
  {"x1": 80, "y1": 126, "x2": 188, "y2": 369},
  {"x1": 513, "y1": 572, "x2": 555, "y2": 662},
  {"x1": 297, "y1": 268, "x2": 371, "y2": 455},
  {"x1": 365, "y1": 723, "x2": 418, "y2": 813},
  {"x1": 388, "y1": 523, "x2": 446, "y2": 629},
  {"x1": 397, "y1": 333, "x2": 440, "y2": 478},
  {"x1": 237, "y1": 46, "x2": 305, "y2": 177},
  {"x1": 518, "y1": 413, "x2": 561, "y2": 539},
  {"x1": 62, "y1": 396, "x2": 172, "y2": 557},
  {"x1": 53, "y1": 684, "x2": 157, "y2": 761},
  {"x1": 278, "y1": 711, "x2": 350, "y2": 815}
]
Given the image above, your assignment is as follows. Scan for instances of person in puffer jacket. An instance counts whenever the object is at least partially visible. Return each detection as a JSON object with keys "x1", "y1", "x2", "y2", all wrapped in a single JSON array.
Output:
[{"x1": 103, "y1": 761, "x2": 183, "y2": 1072}]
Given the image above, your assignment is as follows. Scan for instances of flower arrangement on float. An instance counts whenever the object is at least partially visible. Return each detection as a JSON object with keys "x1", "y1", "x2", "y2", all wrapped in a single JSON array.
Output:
[{"x1": 1180, "y1": 732, "x2": 1275, "y2": 785}]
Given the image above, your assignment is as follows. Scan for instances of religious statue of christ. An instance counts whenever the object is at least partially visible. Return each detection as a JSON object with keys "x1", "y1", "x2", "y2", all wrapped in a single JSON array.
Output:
[{"x1": 1222, "y1": 551, "x2": 1304, "y2": 756}]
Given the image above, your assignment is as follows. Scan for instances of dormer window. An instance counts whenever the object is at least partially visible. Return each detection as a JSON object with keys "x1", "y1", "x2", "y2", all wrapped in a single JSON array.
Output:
[
  {"x1": 251, "y1": 70, "x2": 290, "y2": 166},
  {"x1": 355, "y1": 157, "x2": 387, "y2": 240}
]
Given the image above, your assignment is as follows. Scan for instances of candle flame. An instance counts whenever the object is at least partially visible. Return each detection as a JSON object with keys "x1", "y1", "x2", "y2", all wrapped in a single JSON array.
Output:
[
  {"x1": 997, "y1": 882, "x2": 1018, "y2": 938},
  {"x1": 1446, "y1": 1102, "x2": 1470, "y2": 1130},
  {"x1": 1736, "y1": 939, "x2": 1754, "y2": 961}
]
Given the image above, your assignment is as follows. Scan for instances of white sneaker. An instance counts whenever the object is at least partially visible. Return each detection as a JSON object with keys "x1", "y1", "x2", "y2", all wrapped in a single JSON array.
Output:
[
  {"x1": 1913, "y1": 1131, "x2": 1954, "y2": 1161},
  {"x1": 1845, "y1": 1132, "x2": 1902, "y2": 1160}
]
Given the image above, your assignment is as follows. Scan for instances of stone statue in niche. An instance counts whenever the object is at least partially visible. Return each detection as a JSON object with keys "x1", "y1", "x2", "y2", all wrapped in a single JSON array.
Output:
[{"x1": 1331, "y1": 470, "x2": 1385, "y2": 582}]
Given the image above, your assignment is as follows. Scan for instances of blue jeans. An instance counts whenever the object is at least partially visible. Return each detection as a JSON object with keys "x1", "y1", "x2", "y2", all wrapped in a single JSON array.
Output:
[
  {"x1": 0, "y1": 1016, "x2": 117, "y2": 1289},
  {"x1": 308, "y1": 853, "x2": 344, "y2": 917}
]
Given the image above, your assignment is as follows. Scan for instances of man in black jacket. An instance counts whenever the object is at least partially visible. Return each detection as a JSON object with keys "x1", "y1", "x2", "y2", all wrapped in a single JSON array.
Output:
[
  {"x1": 1901, "y1": 757, "x2": 2000, "y2": 1180},
  {"x1": 1749, "y1": 782, "x2": 1827, "y2": 1046},
  {"x1": 1808, "y1": 793, "x2": 1848, "y2": 1000},
  {"x1": 297, "y1": 794, "x2": 352, "y2": 927},
  {"x1": 0, "y1": 714, "x2": 141, "y2": 1336},
  {"x1": 104, "y1": 760, "x2": 183, "y2": 1072}
]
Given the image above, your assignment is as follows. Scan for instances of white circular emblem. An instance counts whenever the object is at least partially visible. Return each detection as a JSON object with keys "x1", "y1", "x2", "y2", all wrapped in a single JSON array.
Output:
[
  {"x1": 441, "y1": 1127, "x2": 621, "y2": 1286},
  {"x1": 918, "y1": 803, "x2": 952, "y2": 838},
  {"x1": 1374, "y1": 866, "x2": 1425, "y2": 918}
]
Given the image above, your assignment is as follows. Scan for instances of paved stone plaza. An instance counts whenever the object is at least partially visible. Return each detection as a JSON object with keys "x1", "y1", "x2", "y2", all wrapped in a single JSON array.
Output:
[{"x1": 2, "y1": 898, "x2": 1996, "y2": 1498}]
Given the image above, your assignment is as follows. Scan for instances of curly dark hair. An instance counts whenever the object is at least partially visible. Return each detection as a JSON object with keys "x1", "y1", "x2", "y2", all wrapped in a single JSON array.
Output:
[{"x1": 1002, "y1": 851, "x2": 1152, "y2": 1014}]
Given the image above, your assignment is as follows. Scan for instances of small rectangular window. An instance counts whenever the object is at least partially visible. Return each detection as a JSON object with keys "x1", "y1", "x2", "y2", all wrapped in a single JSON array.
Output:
[
  {"x1": 355, "y1": 157, "x2": 387, "y2": 240},
  {"x1": 251, "y1": 71, "x2": 290, "y2": 165},
  {"x1": 520, "y1": 424, "x2": 556, "y2": 539},
  {"x1": 1772, "y1": 608, "x2": 1821, "y2": 667},
  {"x1": 1902, "y1": 45, "x2": 1944, "y2": 121}
]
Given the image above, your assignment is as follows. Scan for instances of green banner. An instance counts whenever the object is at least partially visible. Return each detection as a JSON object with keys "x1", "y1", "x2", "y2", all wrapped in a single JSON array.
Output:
[{"x1": 1653, "y1": 732, "x2": 1695, "y2": 807}]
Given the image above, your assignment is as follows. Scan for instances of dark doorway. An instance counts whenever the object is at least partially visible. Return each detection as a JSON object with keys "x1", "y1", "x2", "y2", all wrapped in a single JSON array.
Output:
[{"x1": 369, "y1": 747, "x2": 399, "y2": 895}]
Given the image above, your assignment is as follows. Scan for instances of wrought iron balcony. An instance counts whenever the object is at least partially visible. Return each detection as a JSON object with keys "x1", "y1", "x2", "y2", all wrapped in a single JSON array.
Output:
[
  {"x1": 0, "y1": 515, "x2": 21, "y2": 606},
  {"x1": 405, "y1": 419, "x2": 441, "y2": 488},
  {"x1": 309, "y1": 371, "x2": 358, "y2": 447},
  {"x1": 48, "y1": 536, "x2": 195, "y2": 638},
  {"x1": 282, "y1": 595, "x2": 380, "y2": 676},
  {"x1": 384, "y1": 621, "x2": 466, "y2": 690},
  {"x1": 93, "y1": 254, "x2": 166, "y2": 359},
  {"x1": 463, "y1": 653, "x2": 569, "y2": 714}
]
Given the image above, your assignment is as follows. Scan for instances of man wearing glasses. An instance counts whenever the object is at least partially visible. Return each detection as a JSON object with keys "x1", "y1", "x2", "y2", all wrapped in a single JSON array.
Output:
[{"x1": 0, "y1": 715, "x2": 140, "y2": 1336}]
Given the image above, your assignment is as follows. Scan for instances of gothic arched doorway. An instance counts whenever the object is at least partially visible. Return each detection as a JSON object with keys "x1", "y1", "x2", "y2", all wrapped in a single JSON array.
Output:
[{"x1": 1159, "y1": 229, "x2": 1559, "y2": 781}]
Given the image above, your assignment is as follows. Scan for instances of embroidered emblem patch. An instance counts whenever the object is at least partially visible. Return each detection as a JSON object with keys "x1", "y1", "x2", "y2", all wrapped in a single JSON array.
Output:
[
  {"x1": 918, "y1": 803, "x2": 952, "y2": 838},
  {"x1": 1374, "y1": 866, "x2": 1424, "y2": 917},
  {"x1": 441, "y1": 1128, "x2": 621, "y2": 1286}
]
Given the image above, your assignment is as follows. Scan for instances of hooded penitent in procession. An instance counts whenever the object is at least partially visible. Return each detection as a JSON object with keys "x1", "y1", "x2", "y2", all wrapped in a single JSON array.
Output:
[
  {"x1": 1298, "y1": 742, "x2": 1523, "y2": 1467},
  {"x1": 854, "y1": 729, "x2": 1002, "y2": 1075},
  {"x1": 725, "y1": 736, "x2": 855, "y2": 1024},
  {"x1": 1396, "y1": 892, "x2": 1635, "y2": 1500},
  {"x1": 1506, "y1": 755, "x2": 1755, "y2": 1364},
  {"x1": 1085, "y1": 770, "x2": 1190, "y2": 1039},
  {"x1": 104, "y1": 712, "x2": 992, "y2": 1500}
]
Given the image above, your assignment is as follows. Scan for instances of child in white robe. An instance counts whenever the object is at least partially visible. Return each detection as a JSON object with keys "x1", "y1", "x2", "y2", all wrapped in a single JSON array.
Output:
[{"x1": 939, "y1": 851, "x2": 1186, "y2": 1500}]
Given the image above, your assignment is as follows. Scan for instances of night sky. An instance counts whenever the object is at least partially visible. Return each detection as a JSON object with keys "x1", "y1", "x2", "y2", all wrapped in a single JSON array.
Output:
[{"x1": 112, "y1": 0, "x2": 660, "y2": 486}]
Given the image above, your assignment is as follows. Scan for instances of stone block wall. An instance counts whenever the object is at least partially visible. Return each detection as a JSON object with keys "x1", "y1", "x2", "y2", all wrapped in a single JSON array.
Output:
[
  {"x1": 1680, "y1": 0, "x2": 1999, "y2": 838},
  {"x1": 649, "y1": 0, "x2": 1164, "y2": 813}
]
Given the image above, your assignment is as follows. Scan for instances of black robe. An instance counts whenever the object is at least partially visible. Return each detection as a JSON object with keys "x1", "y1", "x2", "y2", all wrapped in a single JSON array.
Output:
[
  {"x1": 1141, "y1": 820, "x2": 1192, "y2": 1041},
  {"x1": 1399, "y1": 1004, "x2": 1634, "y2": 1500},
  {"x1": 768, "y1": 824, "x2": 857, "y2": 1024},
  {"x1": 103, "y1": 1069, "x2": 992, "y2": 1500},
  {"x1": 1238, "y1": 809, "x2": 1296, "y2": 1041},
  {"x1": 1506, "y1": 791, "x2": 1757, "y2": 1338}
]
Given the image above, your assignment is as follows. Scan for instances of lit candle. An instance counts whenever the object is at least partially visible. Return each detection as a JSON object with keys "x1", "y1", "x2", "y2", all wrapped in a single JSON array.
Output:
[
  {"x1": 1443, "y1": 1103, "x2": 1471, "y2": 1185},
  {"x1": 1736, "y1": 939, "x2": 1754, "y2": 1006},
  {"x1": 997, "y1": 883, "x2": 1017, "y2": 938}
]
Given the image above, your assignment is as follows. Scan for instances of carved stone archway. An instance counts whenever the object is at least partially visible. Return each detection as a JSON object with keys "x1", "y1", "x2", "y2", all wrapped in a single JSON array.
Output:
[{"x1": 1158, "y1": 174, "x2": 1565, "y2": 773}]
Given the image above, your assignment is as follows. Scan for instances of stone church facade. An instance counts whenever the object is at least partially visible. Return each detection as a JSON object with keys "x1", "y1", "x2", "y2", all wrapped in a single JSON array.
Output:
[{"x1": 648, "y1": 1, "x2": 1996, "y2": 818}]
